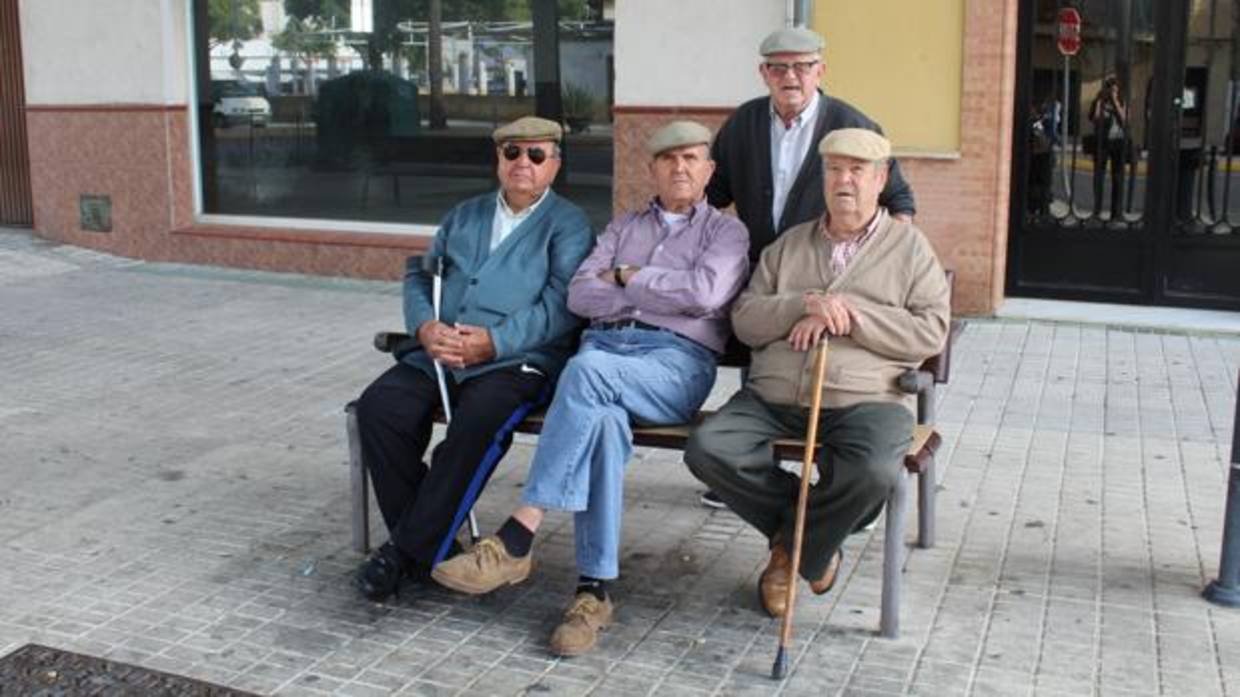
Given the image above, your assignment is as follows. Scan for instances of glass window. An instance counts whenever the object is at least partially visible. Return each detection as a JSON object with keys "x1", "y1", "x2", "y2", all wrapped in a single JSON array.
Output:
[{"x1": 192, "y1": 0, "x2": 613, "y2": 230}]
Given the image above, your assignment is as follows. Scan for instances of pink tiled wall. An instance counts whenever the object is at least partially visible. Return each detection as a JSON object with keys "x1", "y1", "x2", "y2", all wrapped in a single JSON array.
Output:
[{"x1": 25, "y1": 106, "x2": 423, "y2": 280}]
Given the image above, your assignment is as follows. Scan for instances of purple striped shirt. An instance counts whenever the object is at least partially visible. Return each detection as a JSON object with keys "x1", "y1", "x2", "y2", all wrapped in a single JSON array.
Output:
[{"x1": 567, "y1": 199, "x2": 750, "y2": 353}]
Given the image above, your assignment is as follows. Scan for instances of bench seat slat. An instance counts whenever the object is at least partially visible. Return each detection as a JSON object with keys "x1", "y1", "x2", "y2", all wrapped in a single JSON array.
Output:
[{"x1": 435, "y1": 412, "x2": 940, "y2": 474}]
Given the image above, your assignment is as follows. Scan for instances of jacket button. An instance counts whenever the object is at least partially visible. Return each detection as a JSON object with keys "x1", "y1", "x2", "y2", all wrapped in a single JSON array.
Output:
[{"x1": 469, "y1": 278, "x2": 478, "y2": 285}]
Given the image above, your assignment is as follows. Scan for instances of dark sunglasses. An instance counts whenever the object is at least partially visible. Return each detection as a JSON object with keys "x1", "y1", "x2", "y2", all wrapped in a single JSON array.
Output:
[{"x1": 501, "y1": 143, "x2": 551, "y2": 164}]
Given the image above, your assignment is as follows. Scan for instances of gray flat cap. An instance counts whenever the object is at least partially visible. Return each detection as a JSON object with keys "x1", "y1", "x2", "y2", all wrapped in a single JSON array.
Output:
[
  {"x1": 492, "y1": 116, "x2": 563, "y2": 143},
  {"x1": 647, "y1": 120, "x2": 713, "y2": 156},
  {"x1": 759, "y1": 27, "x2": 825, "y2": 55},
  {"x1": 818, "y1": 128, "x2": 891, "y2": 161}
]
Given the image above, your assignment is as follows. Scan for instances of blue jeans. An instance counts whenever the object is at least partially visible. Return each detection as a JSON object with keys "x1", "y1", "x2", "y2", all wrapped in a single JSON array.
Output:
[{"x1": 521, "y1": 327, "x2": 716, "y2": 579}]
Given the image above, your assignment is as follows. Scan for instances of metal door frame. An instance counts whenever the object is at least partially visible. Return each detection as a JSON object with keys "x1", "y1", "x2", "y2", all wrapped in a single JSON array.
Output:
[{"x1": 1005, "y1": 0, "x2": 1240, "y2": 309}]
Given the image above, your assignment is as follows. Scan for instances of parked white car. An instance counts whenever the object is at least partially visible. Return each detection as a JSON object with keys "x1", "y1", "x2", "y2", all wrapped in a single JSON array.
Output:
[{"x1": 211, "y1": 80, "x2": 271, "y2": 128}]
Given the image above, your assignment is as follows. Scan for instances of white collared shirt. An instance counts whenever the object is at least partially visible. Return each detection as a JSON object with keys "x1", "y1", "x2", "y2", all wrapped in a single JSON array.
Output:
[
  {"x1": 769, "y1": 91, "x2": 821, "y2": 230},
  {"x1": 491, "y1": 188, "x2": 550, "y2": 251}
]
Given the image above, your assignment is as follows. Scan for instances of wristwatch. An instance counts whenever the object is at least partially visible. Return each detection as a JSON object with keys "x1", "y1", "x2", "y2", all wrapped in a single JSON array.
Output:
[{"x1": 614, "y1": 267, "x2": 627, "y2": 287}]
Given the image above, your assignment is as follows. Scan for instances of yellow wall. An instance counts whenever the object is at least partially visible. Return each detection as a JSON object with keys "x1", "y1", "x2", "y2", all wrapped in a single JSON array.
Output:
[{"x1": 813, "y1": 0, "x2": 964, "y2": 153}]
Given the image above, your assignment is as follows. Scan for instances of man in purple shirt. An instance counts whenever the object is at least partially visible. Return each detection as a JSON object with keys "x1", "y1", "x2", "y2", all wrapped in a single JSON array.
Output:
[{"x1": 432, "y1": 121, "x2": 749, "y2": 656}]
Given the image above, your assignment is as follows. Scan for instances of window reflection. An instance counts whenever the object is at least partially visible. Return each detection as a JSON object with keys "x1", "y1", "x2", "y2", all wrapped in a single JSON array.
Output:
[{"x1": 195, "y1": 0, "x2": 613, "y2": 230}]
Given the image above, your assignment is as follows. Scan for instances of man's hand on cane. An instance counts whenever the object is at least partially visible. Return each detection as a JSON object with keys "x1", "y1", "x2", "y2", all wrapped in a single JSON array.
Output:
[{"x1": 803, "y1": 292, "x2": 860, "y2": 335}]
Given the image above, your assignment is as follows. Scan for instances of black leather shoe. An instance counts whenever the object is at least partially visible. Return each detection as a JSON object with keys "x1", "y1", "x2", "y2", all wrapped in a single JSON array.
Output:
[{"x1": 356, "y1": 542, "x2": 411, "y2": 602}]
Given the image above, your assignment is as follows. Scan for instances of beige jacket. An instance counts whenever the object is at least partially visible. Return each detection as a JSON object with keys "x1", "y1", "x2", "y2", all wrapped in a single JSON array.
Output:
[{"x1": 732, "y1": 211, "x2": 950, "y2": 413}]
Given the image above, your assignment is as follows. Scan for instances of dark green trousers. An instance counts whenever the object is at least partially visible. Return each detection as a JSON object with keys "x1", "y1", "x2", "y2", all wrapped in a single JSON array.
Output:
[{"x1": 685, "y1": 388, "x2": 913, "y2": 581}]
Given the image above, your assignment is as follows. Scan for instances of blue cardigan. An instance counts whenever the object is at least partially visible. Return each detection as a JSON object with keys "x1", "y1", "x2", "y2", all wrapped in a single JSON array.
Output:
[{"x1": 401, "y1": 190, "x2": 594, "y2": 382}]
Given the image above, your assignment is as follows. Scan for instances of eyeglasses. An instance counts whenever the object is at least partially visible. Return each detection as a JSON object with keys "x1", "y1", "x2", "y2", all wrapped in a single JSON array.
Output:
[
  {"x1": 763, "y1": 60, "x2": 819, "y2": 78},
  {"x1": 501, "y1": 143, "x2": 552, "y2": 164}
]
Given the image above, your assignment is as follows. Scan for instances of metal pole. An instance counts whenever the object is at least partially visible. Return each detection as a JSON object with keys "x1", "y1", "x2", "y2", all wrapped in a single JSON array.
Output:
[
  {"x1": 793, "y1": 0, "x2": 813, "y2": 27},
  {"x1": 1061, "y1": 54, "x2": 1072, "y2": 199},
  {"x1": 1203, "y1": 373, "x2": 1240, "y2": 607}
]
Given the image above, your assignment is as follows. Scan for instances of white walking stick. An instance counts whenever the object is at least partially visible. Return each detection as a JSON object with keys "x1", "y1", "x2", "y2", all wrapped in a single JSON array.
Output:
[{"x1": 428, "y1": 255, "x2": 481, "y2": 544}]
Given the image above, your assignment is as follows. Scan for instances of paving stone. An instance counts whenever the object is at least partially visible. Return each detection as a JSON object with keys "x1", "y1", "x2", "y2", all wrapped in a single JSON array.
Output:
[{"x1": 2, "y1": 232, "x2": 1239, "y2": 696}]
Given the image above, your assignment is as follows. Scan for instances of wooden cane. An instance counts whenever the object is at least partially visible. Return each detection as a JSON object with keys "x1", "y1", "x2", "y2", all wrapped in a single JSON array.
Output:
[{"x1": 772, "y1": 338, "x2": 830, "y2": 680}]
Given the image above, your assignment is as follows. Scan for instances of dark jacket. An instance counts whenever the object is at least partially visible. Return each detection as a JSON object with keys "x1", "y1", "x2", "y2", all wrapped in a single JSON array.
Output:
[{"x1": 707, "y1": 91, "x2": 916, "y2": 260}]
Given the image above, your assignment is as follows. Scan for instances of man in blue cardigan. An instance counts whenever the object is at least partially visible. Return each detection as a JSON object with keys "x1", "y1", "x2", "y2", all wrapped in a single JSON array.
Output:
[{"x1": 352, "y1": 116, "x2": 594, "y2": 602}]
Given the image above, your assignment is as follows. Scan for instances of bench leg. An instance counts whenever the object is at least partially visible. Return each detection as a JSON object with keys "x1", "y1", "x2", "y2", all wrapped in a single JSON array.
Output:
[
  {"x1": 345, "y1": 402, "x2": 371, "y2": 555},
  {"x1": 881, "y1": 471, "x2": 909, "y2": 639},
  {"x1": 917, "y1": 455, "x2": 937, "y2": 549}
]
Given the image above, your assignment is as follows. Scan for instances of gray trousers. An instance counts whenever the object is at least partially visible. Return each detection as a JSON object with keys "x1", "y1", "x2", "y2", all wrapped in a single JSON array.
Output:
[{"x1": 684, "y1": 388, "x2": 913, "y2": 580}]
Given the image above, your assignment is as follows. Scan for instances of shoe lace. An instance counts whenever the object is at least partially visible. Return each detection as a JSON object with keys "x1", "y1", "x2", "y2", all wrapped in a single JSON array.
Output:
[
  {"x1": 471, "y1": 538, "x2": 506, "y2": 570},
  {"x1": 563, "y1": 593, "x2": 601, "y2": 623}
]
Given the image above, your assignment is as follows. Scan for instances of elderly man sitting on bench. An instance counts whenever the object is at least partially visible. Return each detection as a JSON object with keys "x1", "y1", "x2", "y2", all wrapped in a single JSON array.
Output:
[
  {"x1": 684, "y1": 128, "x2": 950, "y2": 618},
  {"x1": 432, "y1": 121, "x2": 750, "y2": 656},
  {"x1": 351, "y1": 116, "x2": 593, "y2": 603}
]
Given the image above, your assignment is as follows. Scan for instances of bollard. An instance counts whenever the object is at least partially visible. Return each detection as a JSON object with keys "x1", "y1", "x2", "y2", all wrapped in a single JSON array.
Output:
[{"x1": 1203, "y1": 373, "x2": 1240, "y2": 607}]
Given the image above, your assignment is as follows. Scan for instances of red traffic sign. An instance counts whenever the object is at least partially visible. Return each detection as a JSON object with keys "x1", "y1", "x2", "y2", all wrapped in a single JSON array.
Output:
[{"x1": 1057, "y1": 7, "x2": 1082, "y2": 56}]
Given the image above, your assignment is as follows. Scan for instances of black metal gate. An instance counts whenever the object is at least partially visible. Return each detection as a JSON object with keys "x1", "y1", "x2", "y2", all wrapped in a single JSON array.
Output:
[{"x1": 1008, "y1": 0, "x2": 1240, "y2": 310}]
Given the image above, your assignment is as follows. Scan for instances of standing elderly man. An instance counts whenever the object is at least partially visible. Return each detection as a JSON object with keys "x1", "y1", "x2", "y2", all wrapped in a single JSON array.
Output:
[
  {"x1": 685, "y1": 129, "x2": 949, "y2": 618},
  {"x1": 708, "y1": 26, "x2": 916, "y2": 262},
  {"x1": 352, "y1": 116, "x2": 593, "y2": 602},
  {"x1": 432, "y1": 121, "x2": 749, "y2": 656}
]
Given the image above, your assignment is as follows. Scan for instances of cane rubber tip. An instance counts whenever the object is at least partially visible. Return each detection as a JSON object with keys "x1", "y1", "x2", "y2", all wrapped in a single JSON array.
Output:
[{"x1": 771, "y1": 648, "x2": 788, "y2": 679}]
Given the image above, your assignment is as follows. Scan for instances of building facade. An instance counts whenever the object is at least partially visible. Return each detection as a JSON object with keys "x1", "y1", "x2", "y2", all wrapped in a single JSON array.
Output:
[{"x1": 5, "y1": 0, "x2": 1026, "y2": 314}]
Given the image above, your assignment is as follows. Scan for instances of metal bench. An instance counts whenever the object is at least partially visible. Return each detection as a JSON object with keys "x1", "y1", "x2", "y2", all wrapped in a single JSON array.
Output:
[{"x1": 344, "y1": 276, "x2": 956, "y2": 639}]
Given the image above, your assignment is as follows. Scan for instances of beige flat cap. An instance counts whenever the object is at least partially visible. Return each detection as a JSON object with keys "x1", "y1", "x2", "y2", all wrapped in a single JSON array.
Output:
[
  {"x1": 818, "y1": 128, "x2": 891, "y2": 161},
  {"x1": 647, "y1": 120, "x2": 713, "y2": 156},
  {"x1": 759, "y1": 27, "x2": 825, "y2": 55},
  {"x1": 492, "y1": 116, "x2": 563, "y2": 143}
]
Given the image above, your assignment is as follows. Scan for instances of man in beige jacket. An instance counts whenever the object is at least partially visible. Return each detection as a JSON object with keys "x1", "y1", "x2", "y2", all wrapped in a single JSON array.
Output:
[{"x1": 684, "y1": 128, "x2": 950, "y2": 618}]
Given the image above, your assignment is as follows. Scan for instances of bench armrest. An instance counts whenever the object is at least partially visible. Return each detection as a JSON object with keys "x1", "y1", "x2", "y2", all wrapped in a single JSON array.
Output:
[
  {"x1": 897, "y1": 369, "x2": 934, "y2": 394},
  {"x1": 374, "y1": 331, "x2": 414, "y2": 355}
]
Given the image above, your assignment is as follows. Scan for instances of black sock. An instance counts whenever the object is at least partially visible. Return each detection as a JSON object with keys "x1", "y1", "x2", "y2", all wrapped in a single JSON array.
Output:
[
  {"x1": 576, "y1": 575, "x2": 608, "y2": 601},
  {"x1": 496, "y1": 517, "x2": 535, "y2": 558}
]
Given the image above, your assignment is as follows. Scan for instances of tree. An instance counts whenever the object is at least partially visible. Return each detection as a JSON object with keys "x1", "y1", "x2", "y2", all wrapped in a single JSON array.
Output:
[
  {"x1": 283, "y1": 0, "x2": 349, "y2": 28},
  {"x1": 272, "y1": 16, "x2": 338, "y2": 94},
  {"x1": 207, "y1": 0, "x2": 263, "y2": 49}
]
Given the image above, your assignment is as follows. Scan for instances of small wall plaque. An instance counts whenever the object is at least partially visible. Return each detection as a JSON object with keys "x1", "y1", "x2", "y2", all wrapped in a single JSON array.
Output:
[{"x1": 79, "y1": 194, "x2": 112, "y2": 233}]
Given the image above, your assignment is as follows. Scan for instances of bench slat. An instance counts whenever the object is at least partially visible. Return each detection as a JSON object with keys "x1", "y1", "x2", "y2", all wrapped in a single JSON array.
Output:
[{"x1": 438, "y1": 412, "x2": 940, "y2": 475}]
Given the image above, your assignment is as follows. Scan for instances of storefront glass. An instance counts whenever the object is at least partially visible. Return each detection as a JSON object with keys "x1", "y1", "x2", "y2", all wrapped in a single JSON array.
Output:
[{"x1": 193, "y1": 0, "x2": 613, "y2": 230}]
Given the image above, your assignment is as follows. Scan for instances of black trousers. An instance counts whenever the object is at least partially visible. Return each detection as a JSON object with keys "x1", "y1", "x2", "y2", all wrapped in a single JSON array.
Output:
[
  {"x1": 355, "y1": 362, "x2": 548, "y2": 566},
  {"x1": 1093, "y1": 138, "x2": 1126, "y2": 218}
]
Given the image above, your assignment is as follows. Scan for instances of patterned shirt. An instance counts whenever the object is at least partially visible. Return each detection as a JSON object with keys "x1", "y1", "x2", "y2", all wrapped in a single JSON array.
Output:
[{"x1": 824, "y1": 207, "x2": 886, "y2": 275}]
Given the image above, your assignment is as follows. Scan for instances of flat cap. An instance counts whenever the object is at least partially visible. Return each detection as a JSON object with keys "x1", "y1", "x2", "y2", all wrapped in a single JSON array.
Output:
[
  {"x1": 818, "y1": 128, "x2": 891, "y2": 161},
  {"x1": 759, "y1": 27, "x2": 825, "y2": 55},
  {"x1": 492, "y1": 116, "x2": 563, "y2": 143},
  {"x1": 647, "y1": 120, "x2": 713, "y2": 156}
]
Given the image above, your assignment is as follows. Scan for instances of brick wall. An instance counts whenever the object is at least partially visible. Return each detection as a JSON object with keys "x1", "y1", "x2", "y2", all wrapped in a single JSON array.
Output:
[{"x1": 612, "y1": 0, "x2": 1019, "y2": 316}]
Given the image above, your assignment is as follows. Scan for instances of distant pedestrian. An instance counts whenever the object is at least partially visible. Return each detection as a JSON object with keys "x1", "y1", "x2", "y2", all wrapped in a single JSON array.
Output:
[{"x1": 1089, "y1": 75, "x2": 1128, "y2": 220}]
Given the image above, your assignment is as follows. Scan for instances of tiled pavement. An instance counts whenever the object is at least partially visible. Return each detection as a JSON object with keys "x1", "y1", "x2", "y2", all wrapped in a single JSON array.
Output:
[{"x1": 1, "y1": 228, "x2": 1239, "y2": 696}]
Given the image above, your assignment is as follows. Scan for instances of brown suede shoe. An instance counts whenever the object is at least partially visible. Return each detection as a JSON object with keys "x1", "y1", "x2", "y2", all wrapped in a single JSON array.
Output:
[
  {"x1": 549, "y1": 592, "x2": 614, "y2": 657},
  {"x1": 759, "y1": 543, "x2": 792, "y2": 618},
  {"x1": 809, "y1": 549, "x2": 843, "y2": 595},
  {"x1": 430, "y1": 536, "x2": 531, "y2": 595}
]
